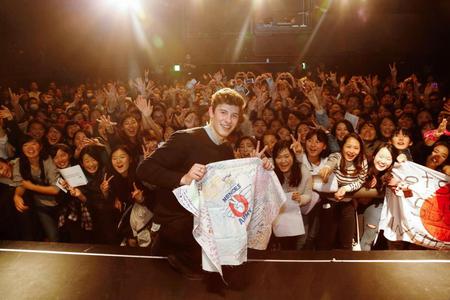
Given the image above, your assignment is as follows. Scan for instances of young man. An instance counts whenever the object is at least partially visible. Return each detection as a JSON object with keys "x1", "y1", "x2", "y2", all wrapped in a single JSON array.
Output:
[{"x1": 137, "y1": 88, "x2": 246, "y2": 279}]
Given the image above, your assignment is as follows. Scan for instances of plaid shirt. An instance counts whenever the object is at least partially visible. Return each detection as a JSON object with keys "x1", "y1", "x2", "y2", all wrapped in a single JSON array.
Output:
[{"x1": 58, "y1": 201, "x2": 93, "y2": 231}]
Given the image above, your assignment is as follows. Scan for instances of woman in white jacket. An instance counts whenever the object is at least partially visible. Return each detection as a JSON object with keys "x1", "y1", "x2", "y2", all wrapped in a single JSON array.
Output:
[{"x1": 271, "y1": 140, "x2": 312, "y2": 250}]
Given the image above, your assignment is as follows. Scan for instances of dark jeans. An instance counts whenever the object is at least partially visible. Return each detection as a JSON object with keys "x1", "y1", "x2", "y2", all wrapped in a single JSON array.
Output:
[
  {"x1": 152, "y1": 214, "x2": 201, "y2": 270},
  {"x1": 269, "y1": 235, "x2": 299, "y2": 250},
  {"x1": 36, "y1": 205, "x2": 59, "y2": 242},
  {"x1": 317, "y1": 200, "x2": 355, "y2": 250},
  {"x1": 16, "y1": 207, "x2": 41, "y2": 241}
]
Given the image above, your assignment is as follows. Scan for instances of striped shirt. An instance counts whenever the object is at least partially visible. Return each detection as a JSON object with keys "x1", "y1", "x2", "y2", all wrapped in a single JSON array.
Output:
[{"x1": 325, "y1": 152, "x2": 368, "y2": 197}]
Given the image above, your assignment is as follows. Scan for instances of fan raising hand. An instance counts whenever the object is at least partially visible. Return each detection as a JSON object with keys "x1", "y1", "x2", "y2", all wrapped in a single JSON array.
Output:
[
  {"x1": 131, "y1": 182, "x2": 144, "y2": 203},
  {"x1": 251, "y1": 140, "x2": 268, "y2": 159},
  {"x1": 100, "y1": 173, "x2": 114, "y2": 194},
  {"x1": 290, "y1": 133, "x2": 303, "y2": 155}
]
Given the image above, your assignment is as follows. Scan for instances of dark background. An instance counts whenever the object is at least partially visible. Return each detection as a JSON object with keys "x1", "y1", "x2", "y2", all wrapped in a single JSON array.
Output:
[{"x1": 1, "y1": 0, "x2": 449, "y2": 86}]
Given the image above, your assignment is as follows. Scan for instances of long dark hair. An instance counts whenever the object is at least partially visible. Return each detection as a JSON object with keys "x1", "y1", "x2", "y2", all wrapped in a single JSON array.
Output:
[
  {"x1": 365, "y1": 142, "x2": 398, "y2": 191},
  {"x1": 378, "y1": 116, "x2": 397, "y2": 141},
  {"x1": 427, "y1": 141, "x2": 450, "y2": 170},
  {"x1": 18, "y1": 135, "x2": 48, "y2": 184},
  {"x1": 331, "y1": 119, "x2": 355, "y2": 148},
  {"x1": 305, "y1": 128, "x2": 330, "y2": 159},
  {"x1": 49, "y1": 143, "x2": 73, "y2": 159},
  {"x1": 339, "y1": 133, "x2": 366, "y2": 175},
  {"x1": 109, "y1": 145, "x2": 137, "y2": 179},
  {"x1": 235, "y1": 135, "x2": 257, "y2": 151},
  {"x1": 79, "y1": 144, "x2": 106, "y2": 178},
  {"x1": 331, "y1": 119, "x2": 355, "y2": 139},
  {"x1": 272, "y1": 140, "x2": 302, "y2": 187},
  {"x1": 49, "y1": 143, "x2": 74, "y2": 168}
]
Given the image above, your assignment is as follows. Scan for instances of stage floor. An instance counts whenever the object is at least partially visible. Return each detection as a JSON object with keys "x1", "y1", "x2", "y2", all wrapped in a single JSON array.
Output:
[{"x1": 0, "y1": 241, "x2": 449, "y2": 299}]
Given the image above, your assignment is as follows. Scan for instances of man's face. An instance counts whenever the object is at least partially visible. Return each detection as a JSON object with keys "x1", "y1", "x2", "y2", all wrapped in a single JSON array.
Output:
[{"x1": 209, "y1": 104, "x2": 240, "y2": 140}]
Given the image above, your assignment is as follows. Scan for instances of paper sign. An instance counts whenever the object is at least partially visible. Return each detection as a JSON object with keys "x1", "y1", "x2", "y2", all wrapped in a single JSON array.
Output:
[
  {"x1": 56, "y1": 177, "x2": 68, "y2": 193},
  {"x1": 58, "y1": 165, "x2": 88, "y2": 187},
  {"x1": 344, "y1": 112, "x2": 359, "y2": 130},
  {"x1": 312, "y1": 173, "x2": 338, "y2": 193}
]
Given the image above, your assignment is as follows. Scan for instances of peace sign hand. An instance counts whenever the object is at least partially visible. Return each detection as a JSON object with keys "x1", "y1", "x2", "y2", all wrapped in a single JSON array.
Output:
[
  {"x1": 250, "y1": 141, "x2": 268, "y2": 159},
  {"x1": 233, "y1": 148, "x2": 241, "y2": 159},
  {"x1": 290, "y1": 134, "x2": 303, "y2": 155},
  {"x1": 131, "y1": 182, "x2": 144, "y2": 203},
  {"x1": 389, "y1": 62, "x2": 397, "y2": 77},
  {"x1": 100, "y1": 173, "x2": 114, "y2": 194},
  {"x1": 142, "y1": 144, "x2": 154, "y2": 159}
]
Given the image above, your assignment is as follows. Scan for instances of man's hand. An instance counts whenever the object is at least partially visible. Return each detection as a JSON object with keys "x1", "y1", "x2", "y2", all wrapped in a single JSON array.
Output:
[{"x1": 180, "y1": 163, "x2": 207, "y2": 185}]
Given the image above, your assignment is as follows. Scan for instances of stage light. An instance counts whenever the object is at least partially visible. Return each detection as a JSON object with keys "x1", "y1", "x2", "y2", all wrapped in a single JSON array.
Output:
[
  {"x1": 252, "y1": 0, "x2": 264, "y2": 8},
  {"x1": 173, "y1": 65, "x2": 181, "y2": 72},
  {"x1": 106, "y1": 0, "x2": 142, "y2": 14},
  {"x1": 107, "y1": 0, "x2": 132, "y2": 11}
]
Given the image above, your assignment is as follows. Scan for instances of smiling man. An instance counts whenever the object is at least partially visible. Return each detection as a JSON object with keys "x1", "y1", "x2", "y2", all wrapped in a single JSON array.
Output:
[{"x1": 137, "y1": 88, "x2": 245, "y2": 280}]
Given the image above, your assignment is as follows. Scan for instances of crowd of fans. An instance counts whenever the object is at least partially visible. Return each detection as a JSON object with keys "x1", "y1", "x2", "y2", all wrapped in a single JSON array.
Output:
[{"x1": 0, "y1": 63, "x2": 448, "y2": 251}]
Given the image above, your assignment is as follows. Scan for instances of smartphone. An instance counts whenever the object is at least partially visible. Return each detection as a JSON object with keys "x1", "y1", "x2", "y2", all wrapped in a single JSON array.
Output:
[
  {"x1": 245, "y1": 78, "x2": 255, "y2": 84},
  {"x1": 266, "y1": 77, "x2": 274, "y2": 89},
  {"x1": 431, "y1": 82, "x2": 438, "y2": 89}
]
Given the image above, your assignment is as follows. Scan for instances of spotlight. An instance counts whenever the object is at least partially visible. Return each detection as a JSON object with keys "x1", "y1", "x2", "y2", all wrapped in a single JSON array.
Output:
[
  {"x1": 106, "y1": 0, "x2": 140, "y2": 12},
  {"x1": 173, "y1": 65, "x2": 181, "y2": 72}
]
